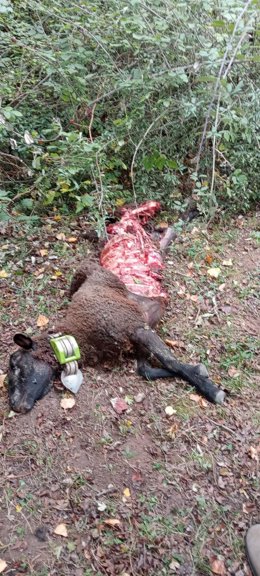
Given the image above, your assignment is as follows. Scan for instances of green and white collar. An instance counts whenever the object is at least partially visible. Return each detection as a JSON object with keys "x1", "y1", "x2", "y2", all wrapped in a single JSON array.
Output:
[{"x1": 50, "y1": 334, "x2": 83, "y2": 394}]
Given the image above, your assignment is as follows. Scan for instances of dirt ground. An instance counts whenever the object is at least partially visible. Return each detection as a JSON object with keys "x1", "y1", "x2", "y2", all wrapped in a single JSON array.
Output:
[{"x1": 0, "y1": 211, "x2": 259, "y2": 576}]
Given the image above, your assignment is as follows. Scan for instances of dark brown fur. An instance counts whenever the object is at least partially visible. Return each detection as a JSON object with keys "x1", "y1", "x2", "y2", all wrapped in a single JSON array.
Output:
[{"x1": 34, "y1": 260, "x2": 147, "y2": 367}]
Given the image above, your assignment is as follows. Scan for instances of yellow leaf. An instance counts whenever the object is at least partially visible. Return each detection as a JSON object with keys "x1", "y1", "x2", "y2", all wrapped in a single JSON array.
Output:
[
  {"x1": 54, "y1": 523, "x2": 68, "y2": 537},
  {"x1": 54, "y1": 270, "x2": 62, "y2": 277},
  {"x1": 60, "y1": 183, "x2": 70, "y2": 193},
  {"x1": 115, "y1": 198, "x2": 125, "y2": 207},
  {"x1": 123, "y1": 488, "x2": 131, "y2": 499},
  {"x1": 53, "y1": 215, "x2": 62, "y2": 221},
  {"x1": 67, "y1": 237, "x2": 78, "y2": 243},
  {"x1": 207, "y1": 267, "x2": 221, "y2": 279},
  {"x1": 36, "y1": 314, "x2": 49, "y2": 328},
  {"x1": 0, "y1": 559, "x2": 7, "y2": 573},
  {"x1": 104, "y1": 518, "x2": 121, "y2": 527},
  {"x1": 60, "y1": 397, "x2": 76, "y2": 410},
  {"x1": 0, "y1": 270, "x2": 8, "y2": 279},
  {"x1": 16, "y1": 504, "x2": 22, "y2": 513},
  {"x1": 0, "y1": 374, "x2": 7, "y2": 388},
  {"x1": 39, "y1": 249, "x2": 48, "y2": 257}
]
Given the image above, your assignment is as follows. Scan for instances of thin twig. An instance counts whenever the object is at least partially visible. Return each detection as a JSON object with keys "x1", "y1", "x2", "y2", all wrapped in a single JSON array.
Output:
[
  {"x1": 10, "y1": 73, "x2": 52, "y2": 107},
  {"x1": 130, "y1": 110, "x2": 167, "y2": 205},
  {"x1": 88, "y1": 102, "x2": 97, "y2": 144},
  {"x1": 196, "y1": 0, "x2": 254, "y2": 172}
]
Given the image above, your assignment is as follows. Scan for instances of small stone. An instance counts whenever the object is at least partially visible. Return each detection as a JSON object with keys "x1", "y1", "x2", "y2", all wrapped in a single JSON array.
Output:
[{"x1": 134, "y1": 392, "x2": 145, "y2": 403}]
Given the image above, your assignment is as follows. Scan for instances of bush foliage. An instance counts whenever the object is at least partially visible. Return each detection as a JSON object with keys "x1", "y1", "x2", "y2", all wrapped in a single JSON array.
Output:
[{"x1": 0, "y1": 0, "x2": 259, "y2": 225}]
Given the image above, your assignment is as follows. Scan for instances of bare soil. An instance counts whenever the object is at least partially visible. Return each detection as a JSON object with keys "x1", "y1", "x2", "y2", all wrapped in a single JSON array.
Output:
[{"x1": 0, "y1": 212, "x2": 259, "y2": 576}]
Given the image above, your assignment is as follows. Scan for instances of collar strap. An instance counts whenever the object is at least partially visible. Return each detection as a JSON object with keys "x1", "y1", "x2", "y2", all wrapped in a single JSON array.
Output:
[{"x1": 50, "y1": 334, "x2": 81, "y2": 365}]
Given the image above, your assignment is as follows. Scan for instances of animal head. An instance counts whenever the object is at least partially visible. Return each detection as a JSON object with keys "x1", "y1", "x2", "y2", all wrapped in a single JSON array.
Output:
[{"x1": 8, "y1": 334, "x2": 54, "y2": 413}]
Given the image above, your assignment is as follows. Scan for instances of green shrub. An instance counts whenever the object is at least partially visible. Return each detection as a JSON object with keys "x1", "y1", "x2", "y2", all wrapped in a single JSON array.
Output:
[{"x1": 0, "y1": 0, "x2": 259, "y2": 226}]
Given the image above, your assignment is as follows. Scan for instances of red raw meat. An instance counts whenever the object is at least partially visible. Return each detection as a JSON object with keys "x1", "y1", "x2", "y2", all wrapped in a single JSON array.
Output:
[{"x1": 100, "y1": 201, "x2": 168, "y2": 299}]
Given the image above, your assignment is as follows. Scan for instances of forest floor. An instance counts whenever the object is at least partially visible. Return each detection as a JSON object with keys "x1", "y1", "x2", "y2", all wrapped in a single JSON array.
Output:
[{"x1": 0, "y1": 210, "x2": 259, "y2": 576}]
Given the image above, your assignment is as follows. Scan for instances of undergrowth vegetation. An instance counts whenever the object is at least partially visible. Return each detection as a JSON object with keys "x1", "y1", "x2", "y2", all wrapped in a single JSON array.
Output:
[{"x1": 0, "y1": 0, "x2": 259, "y2": 229}]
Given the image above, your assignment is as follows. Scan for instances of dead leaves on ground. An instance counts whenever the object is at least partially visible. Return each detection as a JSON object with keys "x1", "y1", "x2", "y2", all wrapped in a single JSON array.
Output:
[
  {"x1": 60, "y1": 397, "x2": 76, "y2": 410},
  {"x1": 53, "y1": 523, "x2": 68, "y2": 537},
  {"x1": 207, "y1": 267, "x2": 221, "y2": 279},
  {"x1": 0, "y1": 375, "x2": 7, "y2": 388},
  {"x1": 165, "y1": 338, "x2": 186, "y2": 350},
  {"x1": 110, "y1": 397, "x2": 128, "y2": 415},
  {"x1": 248, "y1": 445, "x2": 260, "y2": 461},
  {"x1": 0, "y1": 560, "x2": 7, "y2": 573},
  {"x1": 36, "y1": 314, "x2": 49, "y2": 328},
  {"x1": 0, "y1": 270, "x2": 9, "y2": 279},
  {"x1": 103, "y1": 518, "x2": 121, "y2": 528},
  {"x1": 189, "y1": 393, "x2": 208, "y2": 408},
  {"x1": 210, "y1": 557, "x2": 226, "y2": 575}
]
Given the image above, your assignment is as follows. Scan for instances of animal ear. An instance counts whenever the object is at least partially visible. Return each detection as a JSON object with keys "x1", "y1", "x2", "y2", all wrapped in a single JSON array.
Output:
[{"x1": 13, "y1": 333, "x2": 35, "y2": 350}]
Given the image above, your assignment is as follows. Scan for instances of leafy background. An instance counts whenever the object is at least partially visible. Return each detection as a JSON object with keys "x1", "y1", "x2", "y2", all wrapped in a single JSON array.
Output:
[{"x1": 0, "y1": 0, "x2": 259, "y2": 229}]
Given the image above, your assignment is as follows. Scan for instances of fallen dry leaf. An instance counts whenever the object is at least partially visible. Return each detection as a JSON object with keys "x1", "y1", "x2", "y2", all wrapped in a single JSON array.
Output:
[
  {"x1": 0, "y1": 270, "x2": 9, "y2": 279},
  {"x1": 165, "y1": 406, "x2": 176, "y2": 417},
  {"x1": 110, "y1": 397, "x2": 128, "y2": 415},
  {"x1": 248, "y1": 446, "x2": 259, "y2": 461},
  {"x1": 165, "y1": 339, "x2": 186, "y2": 350},
  {"x1": 218, "y1": 283, "x2": 226, "y2": 292},
  {"x1": 60, "y1": 397, "x2": 76, "y2": 410},
  {"x1": 219, "y1": 467, "x2": 230, "y2": 477},
  {"x1": 36, "y1": 314, "x2": 49, "y2": 328},
  {"x1": 67, "y1": 236, "x2": 78, "y2": 243},
  {"x1": 0, "y1": 374, "x2": 7, "y2": 388},
  {"x1": 222, "y1": 259, "x2": 233, "y2": 267},
  {"x1": 155, "y1": 221, "x2": 168, "y2": 231},
  {"x1": 210, "y1": 557, "x2": 226, "y2": 575},
  {"x1": 207, "y1": 267, "x2": 221, "y2": 279},
  {"x1": 0, "y1": 559, "x2": 7, "y2": 573},
  {"x1": 167, "y1": 423, "x2": 179, "y2": 439},
  {"x1": 169, "y1": 558, "x2": 180, "y2": 572},
  {"x1": 189, "y1": 394, "x2": 207, "y2": 408},
  {"x1": 228, "y1": 366, "x2": 240, "y2": 378},
  {"x1": 54, "y1": 523, "x2": 68, "y2": 537},
  {"x1": 189, "y1": 393, "x2": 201, "y2": 403},
  {"x1": 56, "y1": 232, "x2": 66, "y2": 241},
  {"x1": 123, "y1": 487, "x2": 131, "y2": 498},
  {"x1": 104, "y1": 518, "x2": 121, "y2": 527},
  {"x1": 39, "y1": 249, "x2": 48, "y2": 256},
  {"x1": 190, "y1": 294, "x2": 199, "y2": 303},
  {"x1": 205, "y1": 253, "x2": 213, "y2": 265}
]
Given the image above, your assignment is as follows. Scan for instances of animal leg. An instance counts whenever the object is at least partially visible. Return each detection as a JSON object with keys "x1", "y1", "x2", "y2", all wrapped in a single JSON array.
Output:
[
  {"x1": 137, "y1": 358, "x2": 174, "y2": 380},
  {"x1": 132, "y1": 328, "x2": 225, "y2": 404}
]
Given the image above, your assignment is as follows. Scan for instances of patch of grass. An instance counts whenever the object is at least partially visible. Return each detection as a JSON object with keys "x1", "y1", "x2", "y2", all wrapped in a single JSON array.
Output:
[
  {"x1": 138, "y1": 512, "x2": 178, "y2": 541},
  {"x1": 190, "y1": 450, "x2": 212, "y2": 471},
  {"x1": 250, "y1": 230, "x2": 260, "y2": 243},
  {"x1": 220, "y1": 338, "x2": 259, "y2": 370}
]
